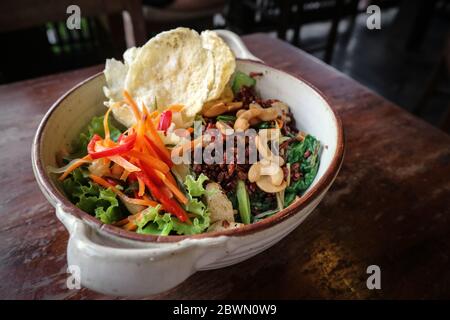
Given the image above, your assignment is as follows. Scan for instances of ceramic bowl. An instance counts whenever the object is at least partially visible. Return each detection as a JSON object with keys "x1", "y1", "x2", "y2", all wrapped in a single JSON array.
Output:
[{"x1": 32, "y1": 30, "x2": 344, "y2": 297}]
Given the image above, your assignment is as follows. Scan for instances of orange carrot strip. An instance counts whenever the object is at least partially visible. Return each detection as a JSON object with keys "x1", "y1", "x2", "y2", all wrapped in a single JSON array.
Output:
[
  {"x1": 120, "y1": 169, "x2": 130, "y2": 181},
  {"x1": 153, "y1": 114, "x2": 161, "y2": 127},
  {"x1": 108, "y1": 155, "x2": 141, "y2": 172},
  {"x1": 89, "y1": 174, "x2": 158, "y2": 207},
  {"x1": 103, "y1": 107, "x2": 113, "y2": 142},
  {"x1": 155, "y1": 170, "x2": 188, "y2": 204},
  {"x1": 123, "y1": 90, "x2": 141, "y2": 122},
  {"x1": 137, "y1": 176, "x2": 145, "y2": 197},
  {"x1": 149, "y1": 111, "x2": 159, "y2": 118},
  {"x1": 114, "y1": 217, "x2": 129, "y2": 227},
  {"x1": 187, "y1": 127, "x2": 194, "y2": 134},
  {"x1": 123, "y1": 222, "x2": 138, "y2": 231},
  {"x1": 59, "y1": 155, "x2": 92, "y2": 181},
  {"x1": 128, "y1": 150, "x2": 170, "y2": 173},
  {"x1": 167, "y1": 104, "x2": 184, "y2": 112},
  {"x1": 145, "y1": 119, "x2": 172, "y2": 160}
]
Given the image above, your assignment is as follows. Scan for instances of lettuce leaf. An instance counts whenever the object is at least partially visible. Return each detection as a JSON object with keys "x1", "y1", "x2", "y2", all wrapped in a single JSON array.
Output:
[
  {"x1": 94, "y1": 188, "x2": 122, "y2": 224},
  {"x1": 136, "y1": 205, "x2": 173, "y2": 235},
  {"x1": 62, "y1": 168, "x2": 125, "y2": 224},
  {"x1": 184, "y1": 173, "x2": 208, "y2": 197}
]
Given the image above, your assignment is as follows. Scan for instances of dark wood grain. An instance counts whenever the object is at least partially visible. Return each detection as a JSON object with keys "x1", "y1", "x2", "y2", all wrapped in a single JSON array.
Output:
[{"x1": 1, "y1": 34, "x2": 449, "y2": 300}]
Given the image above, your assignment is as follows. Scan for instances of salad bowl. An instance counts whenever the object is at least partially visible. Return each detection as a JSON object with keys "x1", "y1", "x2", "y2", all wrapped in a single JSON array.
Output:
[{"x1": 32, "y1": 30, "x2": 344, "y2": 297}]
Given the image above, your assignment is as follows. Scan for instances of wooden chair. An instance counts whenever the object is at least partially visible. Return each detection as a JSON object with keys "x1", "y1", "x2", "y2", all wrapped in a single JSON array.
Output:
[
  {"x1": 143, "y1": 0, "x2": 226, "y2": 34},
  {"x1": 0, "y1": 0, "x2": 146, "y2": 83}
]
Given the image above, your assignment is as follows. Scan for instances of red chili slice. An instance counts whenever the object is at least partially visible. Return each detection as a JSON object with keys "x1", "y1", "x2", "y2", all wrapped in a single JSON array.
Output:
[
  {"x1": 136, "y1": 170, "x2": 188, "y2": 222},
  {"x1": 157, "y1": 110, "x2": 172, "y2": 133},
  {"x1": 87, "y1": 133, "x2": 137, "y2": 160}
]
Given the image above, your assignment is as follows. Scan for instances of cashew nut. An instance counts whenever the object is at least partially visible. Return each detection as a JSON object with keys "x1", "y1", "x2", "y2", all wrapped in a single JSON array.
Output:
[
  {"x1": 202, "y1": 101, "x2": 243, "y2": 117},
  {"x1": 171, "y1": 134, "x2": 212, "y2": 156},
  {"x1": 271, "y1": 101, "x2": 289, "y2": 114},
  {"x1": 216, "y1": 121, "x2": 234, "y2": 136},
  {"x1": 233, "y1": 107, "x2": 278, "y2": 131},
  {"x1": 256, "y1": 176, "x2": 287, "y2": 193},
  {"x1": 255, "y1": 129, "x2": 284, "y2": 166},
  {"x1": 248, "y1": 161, "x2": 284, "y2": 185}
]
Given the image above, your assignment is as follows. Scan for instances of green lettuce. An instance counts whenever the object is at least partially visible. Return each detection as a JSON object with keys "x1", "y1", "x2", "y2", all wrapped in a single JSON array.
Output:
[
  {"x1": 184, "y1": 173, "x2": 208, "y2": 197},
  {"x1": 137, "y1": 198, "x2": 210, "y2": 236},
  {"x1": 62, "y1": 168, "x2": 125, "y2": 224},
  {"x1": 136, "y1": 205, "x2": 175, "y2": 236}
]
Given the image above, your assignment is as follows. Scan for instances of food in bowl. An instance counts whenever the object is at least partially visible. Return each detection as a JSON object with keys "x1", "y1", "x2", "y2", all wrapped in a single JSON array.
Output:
[{"x1": 50, "y1": 28, "x2": 321, "y2": 236}]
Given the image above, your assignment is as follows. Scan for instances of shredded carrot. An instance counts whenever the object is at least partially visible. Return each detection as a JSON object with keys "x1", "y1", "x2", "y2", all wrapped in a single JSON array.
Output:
[
  {"x1": 166, "y1": 172, "x2": 177, "y2": 186},
  {"x1": 137, "y1": 176, "x2": 145, "y2": 197},
  {"x1": 108, "y1": 155, "x2": 141, "y2": 172},
  {"x1": 123, "y1": 90, "x2": 141, "y2": 122},
  {"x1": 154, "y1": 170, "x2": 188, "y2": 204},
  {"x1": 123, "y1": 221, "x2": 138, "y2": 231},
  {"x1": 187, "y1": 127, "x2": 194, "y2": 134},
  {"x1": 103, "y1": 107, "x2": 113, "y2": 142},
  {"x1": 276, "y1": 119, "x2": 284, "y2": 129},
  {"x1": 128, "y1": 150, "x2": 170, "y2": 173},
  {"x1": 59, "y1": 155, "x2": 92, "y2": 181},
  {"x1": 167, "y1": 104, "x2": 184, "y2": 112},
  {"x1": 153, "y1": 114, "x2": 161, "y2": 127},
  {"x1": 145, "y1": 118, "x2": 172, "y2": 161},
  {"x1": 114, "y1": 217, "x2": 129, "y2": 227},
  {"x1": 149, "y1": 111, "x2": 159, "y2": 118},
  {"x1": 89, "y1": 174, "x2": 158, "y2": 207},
  {"x1": 120, "y1": 169, "x2": 130, "y2": 181}
]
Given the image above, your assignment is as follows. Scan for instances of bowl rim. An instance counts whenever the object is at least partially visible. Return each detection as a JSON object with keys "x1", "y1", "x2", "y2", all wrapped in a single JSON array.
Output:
[{"x1": 32, "y1": 59, "x2": 345, "y2": 243}]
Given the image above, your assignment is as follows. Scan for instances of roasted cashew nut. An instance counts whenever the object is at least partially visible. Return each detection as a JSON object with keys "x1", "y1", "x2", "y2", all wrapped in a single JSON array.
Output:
[
  {"x1": 233, "y1": 107, "x2": 278, "y2": 131},
  {"x1": 202, "y1": 101, "x2": 243, "y2": 117},
  {"x1": 256, "y1": 176, "x2": 287, "y2": 193},
  {"x1": 248, "y1": 161, "x2": 284, "y2": 186},
  {"x1": 255, "y1": 129, "x2": 284, "y2": 167},
  {"x1": 216, "y1": 121, "x2": 234, "y2": 136}
]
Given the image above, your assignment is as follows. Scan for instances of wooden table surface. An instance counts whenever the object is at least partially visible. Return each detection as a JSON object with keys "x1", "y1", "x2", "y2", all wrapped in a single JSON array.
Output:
[{"x1": 1, "y1": 34, "x2": 449, "y2": 300}]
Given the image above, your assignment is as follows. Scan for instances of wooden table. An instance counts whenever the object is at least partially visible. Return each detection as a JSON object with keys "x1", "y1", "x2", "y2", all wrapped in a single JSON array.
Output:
[{"x1": 1, "y1": 34, "x2": 449, "y2": 300}]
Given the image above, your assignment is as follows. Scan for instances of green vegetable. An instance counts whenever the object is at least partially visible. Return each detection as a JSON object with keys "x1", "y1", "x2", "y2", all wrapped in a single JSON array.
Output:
[
  {"x1": 62, "y1": 168, "x2": 125, "y2": 224},
  {"x1": 71, "y1": 115, "x2": 122, "y2": 158},
  {"x1": 185, "y1": 198, "x2": 206, "y2": 215},
  {"x1": 255, "y1": 121, "x2": 273, "y2": 129},
  {"x1": 284, "y1": 134, "x2": 321, "y2": 206},
  {"x1": 136, "y1": 205, "x2": 172, "y2": 235},
  {"x1": 184, "y1": 173, "x2": 208, "y2": 197},
  {"x1": 253, "y1": 209, "x2": 279, "y2": 223},
  {"x1": 94, "y1": 188, "x2": 122, "y2": 224},
  {"x1": 236, "y1": 180, "x2": 251, "y2": 224},
  {"x1": 286, "y1": 135, "x2": 318, "y2": 164},
  {"x1": 137, "y1": 174, "x2": 212, "y2": 235},
  {"x1": 137, "y1": 198, "x2": 211, "y2": 235},
  {"x1": 250, "y1": 189, "x2": 276, "y2": 212},
  {"x1": 232, "y1": 71, "x2": 256, "y2": 94},
  {"x1": 216, "y1": 115, "x2": 237, "y2": 122}
]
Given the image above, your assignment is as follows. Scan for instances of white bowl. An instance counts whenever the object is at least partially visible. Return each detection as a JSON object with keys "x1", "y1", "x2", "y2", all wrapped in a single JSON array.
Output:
[{"x1": 32, "y1": 30, "x2": 344, "y2": 297}]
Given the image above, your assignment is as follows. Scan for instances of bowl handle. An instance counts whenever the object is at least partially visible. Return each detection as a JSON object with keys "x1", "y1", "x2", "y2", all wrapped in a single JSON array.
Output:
[
  {"x1": 56, "y1": 205, "x2": 228, "y2": 297},
  {"x1": 214, "y1": 29, "x2": 263, "y2": 62}
]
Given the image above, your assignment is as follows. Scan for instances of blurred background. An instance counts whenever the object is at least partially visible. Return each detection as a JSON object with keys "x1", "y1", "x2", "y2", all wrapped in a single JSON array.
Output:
[{"x1": 0, "y1": 0, "x2": 449, "y2": 132}]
